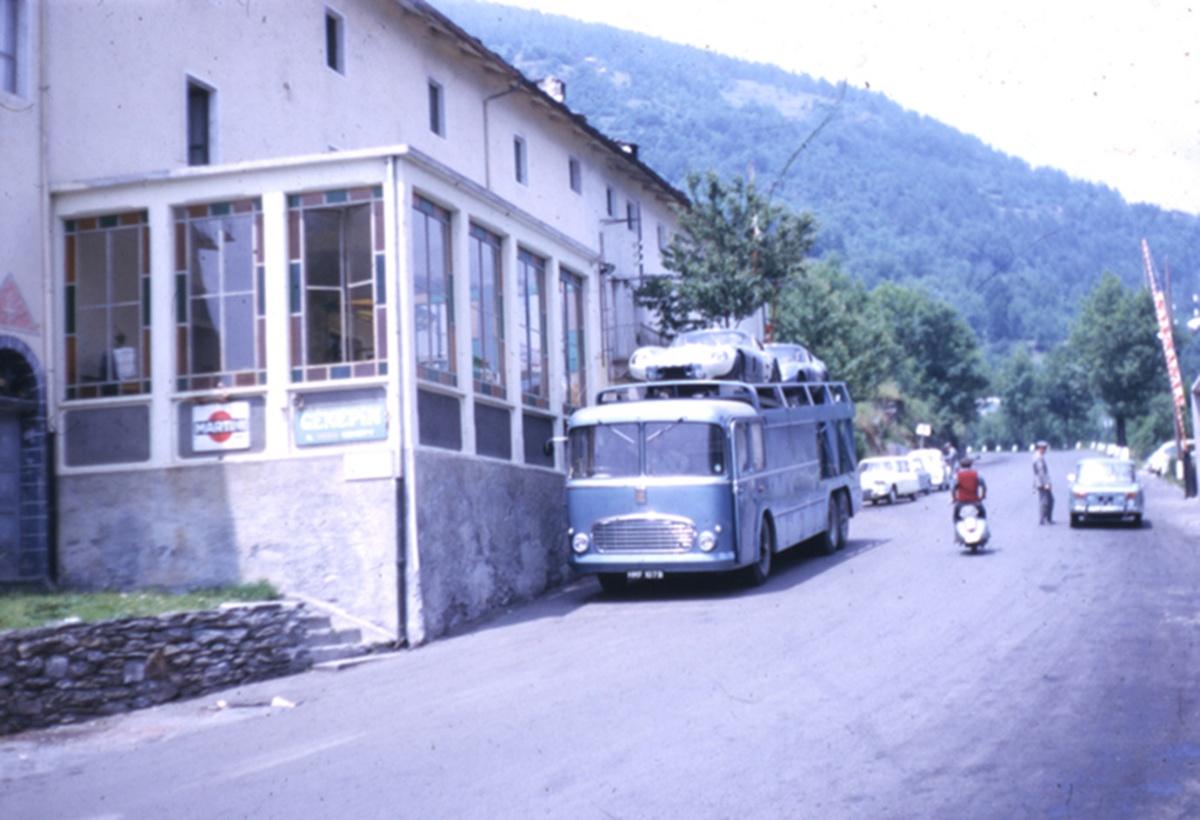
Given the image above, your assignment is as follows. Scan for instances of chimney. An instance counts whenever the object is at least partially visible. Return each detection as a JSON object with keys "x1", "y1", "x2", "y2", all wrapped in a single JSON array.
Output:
[{"x1": 537, "y1": 76, "x2": 566, "y2": 104}]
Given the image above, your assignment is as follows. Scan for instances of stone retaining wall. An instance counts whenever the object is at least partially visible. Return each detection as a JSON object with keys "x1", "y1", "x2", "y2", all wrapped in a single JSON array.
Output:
[{"x1": 0, "y1": 601, "x2": 312, "y2": 735}]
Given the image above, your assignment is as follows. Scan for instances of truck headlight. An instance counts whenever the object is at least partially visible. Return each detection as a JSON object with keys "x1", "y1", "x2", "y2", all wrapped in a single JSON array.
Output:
[
  {"x1": 698, "y1": 530, "x2": 718, "y2": 552},
  {"x1": 572, "y1": 532, "x2": 590, "y2": 554}
]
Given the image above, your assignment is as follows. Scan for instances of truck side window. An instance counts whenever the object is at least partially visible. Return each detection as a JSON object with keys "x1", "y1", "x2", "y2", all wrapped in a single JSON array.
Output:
[{"x1": 734, "y1": 421, "x2": 765, "y2": 474}]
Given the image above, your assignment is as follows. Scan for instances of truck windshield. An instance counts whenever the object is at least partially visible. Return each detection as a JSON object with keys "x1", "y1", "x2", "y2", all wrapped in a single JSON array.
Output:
[
  {"x1": 645, "y1": 422, "x2": 726, "y2": 476},
  {"x1": 569, "y1": 424, "x2": 639, "y2": 479},
  {"x1": 569, "y1": 422, "x2": 727, "y2": 478}
]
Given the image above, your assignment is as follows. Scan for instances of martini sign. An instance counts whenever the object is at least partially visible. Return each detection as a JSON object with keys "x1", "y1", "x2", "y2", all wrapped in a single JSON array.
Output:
[{"x1": 192, "y1": 401, "x2": 252, "y2": 452}]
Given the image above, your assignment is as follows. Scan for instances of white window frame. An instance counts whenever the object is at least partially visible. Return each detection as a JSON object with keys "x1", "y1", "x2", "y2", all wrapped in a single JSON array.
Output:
[
  {"x1": 605, "y1": 186, "x2": 615, "y2": 217},
  {"x1": 428, "y1": 79, "x2": 445, "y2": 137},
  {"x1": 324, "y1": 6, "x2": 345, "y2": 75},
  {"x1": 568, "y1": 157, "x2": 582, "y2": 194},
  {"x1": 513, "y1": 135, "x2": 528, "y2": 185},
  {"x1": 0, "y1": 0, "x2": 23, "y2": 99},
  {"x1": 185, "y1": 76, "x2": 217, "y2": 167}
]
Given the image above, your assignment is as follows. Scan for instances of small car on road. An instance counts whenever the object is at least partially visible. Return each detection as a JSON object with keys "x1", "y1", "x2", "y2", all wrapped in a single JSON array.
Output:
[
  {"x1": 859, "y1": 456, "x2": 926, "y2": 504},
  {"x1": 1068, "y1": 457, "x2": 1144, "y2": 527},
  {"x1": 908, "y1": 448, "x2": 950, "y2": 490}
]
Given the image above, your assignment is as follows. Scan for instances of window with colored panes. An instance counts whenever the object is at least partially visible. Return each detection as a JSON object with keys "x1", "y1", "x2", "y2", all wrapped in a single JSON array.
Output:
[
  {"x1": 174, "y1": 200, "x2": 265, "y2": 391},
  {"x1": 469, "y1": 224, "x2": 504, "y2": 397},
  {"x1": 412, "y1": 197, "x2": 455, "y2": 385},
  {"x1": 517, "y1": 249, "x2": 548, "y2": 407},
  {"x1": 560, "y1": 270, "x2": 585, "y2": 411},
  {"x1": 63, "y1": 213, "x2": 151, "y2": 399},
  {"x1": 287, "y1": 187, "x2": 386, "y2": 381}
]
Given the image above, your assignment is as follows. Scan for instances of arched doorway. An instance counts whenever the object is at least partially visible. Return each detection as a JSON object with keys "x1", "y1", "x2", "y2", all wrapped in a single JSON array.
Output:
[{"x1": 0, "y1": 337, "x2": 50, "y2": 584}]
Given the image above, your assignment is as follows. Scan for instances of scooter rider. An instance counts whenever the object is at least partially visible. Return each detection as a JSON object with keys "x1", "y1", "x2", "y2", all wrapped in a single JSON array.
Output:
[{"x1": 951, "y1": 456, "x2": 988, "y2": 521}]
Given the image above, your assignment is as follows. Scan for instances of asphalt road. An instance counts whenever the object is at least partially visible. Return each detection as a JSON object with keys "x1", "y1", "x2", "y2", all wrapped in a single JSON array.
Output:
[{"x1": 3, "y1": 449, "x2": 1200, "y2": 819}]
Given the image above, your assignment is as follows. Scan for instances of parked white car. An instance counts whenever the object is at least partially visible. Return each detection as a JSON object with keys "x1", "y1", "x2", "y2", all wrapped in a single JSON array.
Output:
[
  {"x1": 908, "y1": 448, "x2": 950, "y2": 490},
  {"x1": 1144, "y1": 441, "x2": 1175, "y2": 476},
  {"x1": 859, "y1": 456, "x2": 926, "y2": 504},
  {"x1": 628, "y1": 328, "x2": 778, "y2": 383}
]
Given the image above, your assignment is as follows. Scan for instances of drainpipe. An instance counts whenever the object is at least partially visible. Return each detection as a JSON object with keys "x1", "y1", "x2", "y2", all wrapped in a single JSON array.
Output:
[
  {"x1": 37, "y1": 0, "x2": 58, "y2": 582},
  {"x1": 390, "y1": 154, "x2": 424, "y2": 646},
  {"x1": 37, "y1": 0, "x2": 53, "y2": 405},
  {"x1": 482, "y1": 85, "x2": 519, "y2": 191}
]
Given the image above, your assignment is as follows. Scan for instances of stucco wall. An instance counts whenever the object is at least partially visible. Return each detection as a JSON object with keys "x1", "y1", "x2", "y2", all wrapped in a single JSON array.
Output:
[
  {"x1": 415, "y1": 449, "x2": 568, "y2": 639},
  {"x1": 57, "y1": 457, "x2": 400, "y2": 633}
]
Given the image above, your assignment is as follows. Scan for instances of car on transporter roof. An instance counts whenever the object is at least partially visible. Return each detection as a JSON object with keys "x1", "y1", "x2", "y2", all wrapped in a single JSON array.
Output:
[
  {"x1": 764, "y1": 342, "x2": 828, "y2": 383},
  {"x1": 627, "y1": 328, "x2": 778, "y2": 383}
]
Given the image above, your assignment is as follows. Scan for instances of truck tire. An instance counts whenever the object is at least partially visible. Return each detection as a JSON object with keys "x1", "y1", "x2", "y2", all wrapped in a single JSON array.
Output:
[{"x1": 742, "y1": 518, "x2": 773, "y2": 586}]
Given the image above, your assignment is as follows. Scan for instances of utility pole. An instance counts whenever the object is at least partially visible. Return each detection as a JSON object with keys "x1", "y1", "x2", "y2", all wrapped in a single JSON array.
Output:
[{"x1": 1141, "y1": 239, "x2": 1197, "y2": 497}]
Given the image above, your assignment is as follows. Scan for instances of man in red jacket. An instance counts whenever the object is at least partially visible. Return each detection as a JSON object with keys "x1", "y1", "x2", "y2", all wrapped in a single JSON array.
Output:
[{"x1": 951, "y1": 456, "x2": 988, "y2": 522}]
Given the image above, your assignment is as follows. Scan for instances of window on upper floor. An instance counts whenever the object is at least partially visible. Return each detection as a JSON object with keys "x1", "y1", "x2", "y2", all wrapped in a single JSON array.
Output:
[
  {"x1": 605, "y1": 186, "x2": 615, "y2": 217},
  {"x1": 325, "y1": 7, "x2": 345, "y2": 74},
  {"x1": 0, "y1": 0, "x2": 21, "y2": 97},
  {"x1": 514, "y1": 136, "x2": 527, "y2": 185},
  {"x1": 626, "y1": 200, "x2": 639, "y2": 232},
  {"x1": 186, "y1": 79, "x2": 213, "y2": 166},
  {"x1": 428, "y1": 79, "x2": 445, "y2": 137},
  {"x1": 657, "y1": 223, "x2": 669, "y2": 251},
  {"x1": 568, "y1": 157, "x2": 582, "y2": 194}
]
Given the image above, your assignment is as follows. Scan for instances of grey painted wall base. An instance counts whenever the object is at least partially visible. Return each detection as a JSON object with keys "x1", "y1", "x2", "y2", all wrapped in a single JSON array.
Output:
[
  {"x1": 54, "y1": 450, "x2": 571, "y2": 644},
  {"x1": 57, "y1": 458, "x2": 400, "y2": 635},
  {"x1": 415, "y1": 449, "x2": 569, "y2": 639}
]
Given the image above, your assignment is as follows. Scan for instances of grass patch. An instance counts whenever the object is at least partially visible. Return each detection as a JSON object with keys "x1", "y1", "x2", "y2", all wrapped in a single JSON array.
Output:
[{"x1": 0, "y1": 581, "x2": 280, "y2": 632}]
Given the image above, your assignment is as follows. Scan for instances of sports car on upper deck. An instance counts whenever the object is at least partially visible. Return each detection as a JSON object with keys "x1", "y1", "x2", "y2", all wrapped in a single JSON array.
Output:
[
  {"x1": 628, "y1": 328, "x2": 778, "y2": 383},
  {"x1": 765, "y1": 342, "x2": 828, "y2": 382}
]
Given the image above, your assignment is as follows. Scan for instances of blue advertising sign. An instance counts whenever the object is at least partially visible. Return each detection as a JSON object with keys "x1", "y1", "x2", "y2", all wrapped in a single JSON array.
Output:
[{"x1": 294, "y1": 389, "x2": 388, "y2": 446}]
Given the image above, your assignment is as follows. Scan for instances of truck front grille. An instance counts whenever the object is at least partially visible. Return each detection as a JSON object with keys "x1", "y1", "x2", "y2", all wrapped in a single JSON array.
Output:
[{"x1": 593, "y1": 516, "x2": 696, "y2": 553}]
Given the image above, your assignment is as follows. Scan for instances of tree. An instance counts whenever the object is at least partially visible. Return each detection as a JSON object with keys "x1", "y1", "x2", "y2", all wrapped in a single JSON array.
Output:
[
  {"x1": 637, "y1": 171, "x2": 818, "y2": 335},
  {"x1": 1067, "y1": 272, "x2": 1164, "y2": 446},
  {"x1": 871, "y1": 282, "x2": 990, "y2": 439},
  {"x1": 773, "y1": 257, "x2": 898, "y2": 401},
  {"x1": 995, "y1": 345, "x2": 1044, "y2": 446},
  {"x1": 1039, "y1": 344, "x2": 1096, "y2": 446}
]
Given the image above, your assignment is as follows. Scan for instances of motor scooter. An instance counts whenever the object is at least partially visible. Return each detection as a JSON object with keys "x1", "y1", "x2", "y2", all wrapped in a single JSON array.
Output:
[{"x1": 954, "y1": 503, "x2": 989, "y2": 552}]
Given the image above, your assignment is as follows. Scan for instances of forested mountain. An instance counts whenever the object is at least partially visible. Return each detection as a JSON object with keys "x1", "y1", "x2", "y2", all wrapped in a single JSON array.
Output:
[{"x1": 439, "y1": 0, "x2": 1200, "y2": 354}]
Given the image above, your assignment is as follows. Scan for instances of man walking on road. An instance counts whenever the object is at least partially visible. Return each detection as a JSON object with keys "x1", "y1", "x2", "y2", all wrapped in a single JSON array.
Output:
[{"x1": 1033, "y1": 441, "x2": 1054, "y2": 524}]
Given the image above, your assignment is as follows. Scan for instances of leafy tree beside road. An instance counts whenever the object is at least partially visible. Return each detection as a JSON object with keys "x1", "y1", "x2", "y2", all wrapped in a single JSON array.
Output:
[
  {"x1": 1067, "y1": 272, "x2": 1164, "y2": 446},
  {"x1": 871, "y1": 282, "x2": 990, "y2": 439},
  {"x1": 636, "y1": 171, "x2": 817, "y2": 333}
]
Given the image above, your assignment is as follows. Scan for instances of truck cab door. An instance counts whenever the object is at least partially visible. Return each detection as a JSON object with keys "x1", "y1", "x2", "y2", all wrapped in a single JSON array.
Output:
[{"x1": 732, "y1": 420, "x2": 766, "y2": 564}]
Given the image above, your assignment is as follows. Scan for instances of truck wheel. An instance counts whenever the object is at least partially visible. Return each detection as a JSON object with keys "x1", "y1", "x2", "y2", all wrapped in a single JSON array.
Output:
[
  {"x1": 743, "y1": 519, "x2": 773, "y2": 586},
  {"x1": 597, "y1": 573, "x2": 628, "y2": 594},
  {"x1": 817, "y1": 493, "x2": 846, "y2": 555}
]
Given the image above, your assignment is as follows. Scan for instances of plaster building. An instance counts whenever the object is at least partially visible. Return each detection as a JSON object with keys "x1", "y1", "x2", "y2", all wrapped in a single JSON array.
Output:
[{"x1": 0, "y1": 0, "x2": 685, "y2": 644}]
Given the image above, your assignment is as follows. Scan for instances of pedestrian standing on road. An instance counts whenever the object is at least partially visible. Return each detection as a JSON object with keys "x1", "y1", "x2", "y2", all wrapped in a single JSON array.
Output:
[{"x1": 1033, "y1": 441, "x2": 1054, "y2": 524}]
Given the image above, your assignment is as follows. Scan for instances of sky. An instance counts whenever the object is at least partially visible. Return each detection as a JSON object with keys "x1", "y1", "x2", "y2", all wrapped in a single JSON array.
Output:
[{"x1": 490, "y1": 0, "x2": 1200, "y2": 215}]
